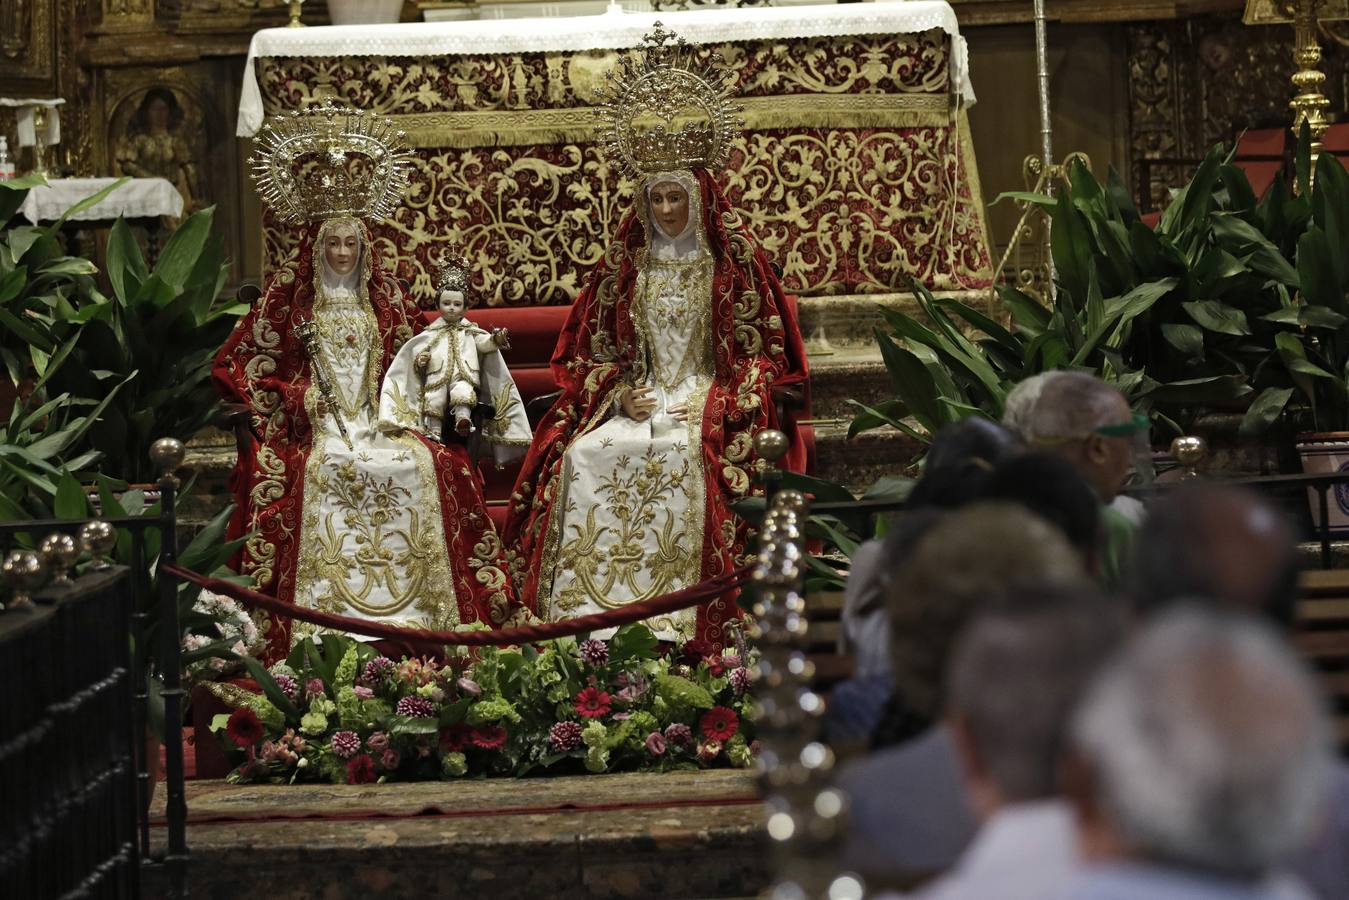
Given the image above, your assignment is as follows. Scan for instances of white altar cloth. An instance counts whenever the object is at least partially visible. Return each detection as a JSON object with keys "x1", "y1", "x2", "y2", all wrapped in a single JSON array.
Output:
[
  {"x1": 18, "y1": 176, "x2": 184, "y2": 224},
  {"x1": 236, "y1": 1, "x2": 973, "y2": 136}
]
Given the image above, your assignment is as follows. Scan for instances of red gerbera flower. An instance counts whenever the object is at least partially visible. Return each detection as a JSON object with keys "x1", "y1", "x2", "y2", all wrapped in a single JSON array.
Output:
[
  {"x1": 346, "y1": 754, "x2": 378, "y2": 785},
  {"x1": 439, "y1": 723, "x2": 472, "y2": 753},
  {"x1": 471, "y1": 724, "x2": 508, "y2": 750},
  {"x1": 574, "y1": 687, "x2": 612, "y2": 719},
  {"x1": 225, "y1": 707, "x2": 264, "y2": 748},
  {"x1": 699, "y1": 706, "x2": 739, "y2": 742}
]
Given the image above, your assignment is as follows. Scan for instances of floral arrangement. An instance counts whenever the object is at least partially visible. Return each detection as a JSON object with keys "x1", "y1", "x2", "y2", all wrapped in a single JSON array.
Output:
[
  {"x1": 182, "y1": 588, "x2": 261, "y2": 681},
  {"x1": 213, "y1": 625, "x2": 758, "y2": 783}
]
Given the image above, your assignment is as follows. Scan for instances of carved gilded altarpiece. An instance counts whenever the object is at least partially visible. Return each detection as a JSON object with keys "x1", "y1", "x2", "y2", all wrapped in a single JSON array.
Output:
[
  {"x1": 255, "y1": 30, "x2": 994, "y2": 305},
  {"x1": 1128, "y1": 14, "x2": 1348, "y2": 209}
]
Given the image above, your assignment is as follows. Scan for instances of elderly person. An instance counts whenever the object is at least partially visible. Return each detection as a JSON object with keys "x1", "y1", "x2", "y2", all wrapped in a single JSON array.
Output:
[
  {"x1": 1130, "y1": 485, "x2": 1345, "y2": 899},
  {"x1": 838, "y1": 503, "x2": 1091, "y2": 887},
  {"x1": 1064, "y1": 608, "x2": 1333, "y2": 899},
  {"x1": 1013, "y1": 371, "x2": 1145, "y2": 587},
  {"x1": 892, "y1": 586, "x2": 1125, "y2": 900}
]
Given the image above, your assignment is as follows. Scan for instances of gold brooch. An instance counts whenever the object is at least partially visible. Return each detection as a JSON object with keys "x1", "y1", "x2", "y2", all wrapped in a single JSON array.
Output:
[
  {"x1": 250, "y1": 100, "x2": 412, "y2": 224},
  {"x1": 595, "y1": 22, "x2": 742, "y2": 176}
]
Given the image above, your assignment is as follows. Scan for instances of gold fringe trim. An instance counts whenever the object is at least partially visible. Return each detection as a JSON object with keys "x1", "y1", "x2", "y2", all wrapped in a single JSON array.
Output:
[
  {"x1": 392, "y1": 94, "x2": 955, "y2": 149},
  {"x1": 202, "y1": 680, "x2": 260, "y2": 709}
]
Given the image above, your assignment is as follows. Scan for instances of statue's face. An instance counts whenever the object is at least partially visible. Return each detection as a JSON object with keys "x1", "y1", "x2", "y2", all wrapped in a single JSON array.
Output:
[
  {"x1": 439, "y1": 290, "x2": 466, "y2": 318},
  {"x1": 147, "y1": 97, "x2": 171, "y2": 133},
  {"x1": 649, "y1": 181, "x2": 690, "y2": 238},
  {"x1": 323, "y1": 224, "x2": 361, "y2": 276}
]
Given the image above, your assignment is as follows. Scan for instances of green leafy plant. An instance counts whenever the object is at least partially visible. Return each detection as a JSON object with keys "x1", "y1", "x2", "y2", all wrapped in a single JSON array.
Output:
[
  {"x1": 48, "y1": 207, "x2": 244, "y2": 483},
  {"x1": 1257, "y1": 148, "x2": 1349, "y2": 433}
]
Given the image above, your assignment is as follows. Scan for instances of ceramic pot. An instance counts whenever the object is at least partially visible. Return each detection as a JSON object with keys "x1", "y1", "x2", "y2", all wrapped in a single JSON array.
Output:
[{"x1": 1296, "y1": 432, "x2": 1349, "y2": 536}]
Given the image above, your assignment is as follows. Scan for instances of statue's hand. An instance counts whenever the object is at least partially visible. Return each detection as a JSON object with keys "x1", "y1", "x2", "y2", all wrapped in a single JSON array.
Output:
[
  {"x1": 316, "y1": 397, "x2": 329, "y2": 419},
  {"x1": 490, "y1": 327, "x2": 511, "y2": 350},
  {"x1": 620, "y1": 385, "x2": 657, "y2": 422},
  {"x1": 667, "y1": 401, "x2": 689, "y2": 423}
]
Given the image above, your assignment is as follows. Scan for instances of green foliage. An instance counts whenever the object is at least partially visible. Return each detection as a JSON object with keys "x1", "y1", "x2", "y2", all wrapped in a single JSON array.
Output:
[
  {"x1": 48, "y1": 208, "x2": 244, "y2": 482},
  {"x1": 0, "y1": 176, "x2": 121, "y2": 391},
  {"x1": 852, "y1": 134, "x2": 1349, "y2": 445}
]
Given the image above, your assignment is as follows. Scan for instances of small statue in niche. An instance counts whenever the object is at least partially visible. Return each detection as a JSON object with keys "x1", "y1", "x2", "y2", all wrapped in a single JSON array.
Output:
[
  {"x1": 115, "y1": 87, "x2": 201, "y2": 211},
  {"x1": 378, "y1": 253, "x2": 531, "y2": 462}
]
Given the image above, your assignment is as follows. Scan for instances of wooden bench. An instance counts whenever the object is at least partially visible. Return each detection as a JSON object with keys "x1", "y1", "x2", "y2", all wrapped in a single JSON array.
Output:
[{"x1": 1296, "y1": 569, "x2": 1349, "y2": 744}]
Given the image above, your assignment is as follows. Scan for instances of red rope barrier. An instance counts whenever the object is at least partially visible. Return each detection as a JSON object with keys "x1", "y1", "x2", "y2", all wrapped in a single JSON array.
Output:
[{"x1": 162, "y1": 563, "x2": 752, "y2": 652}]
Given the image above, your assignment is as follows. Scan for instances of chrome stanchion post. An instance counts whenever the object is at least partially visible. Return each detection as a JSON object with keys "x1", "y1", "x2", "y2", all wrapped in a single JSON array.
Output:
[{"x1": 751, "y1": 490, "x2": 862, "y2": 899}]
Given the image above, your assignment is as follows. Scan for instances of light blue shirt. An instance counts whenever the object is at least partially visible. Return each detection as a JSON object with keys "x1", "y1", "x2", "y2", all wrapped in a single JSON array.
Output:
[{"x1": 1062, "y1": 863, "x2": 1315, "y2": 900}]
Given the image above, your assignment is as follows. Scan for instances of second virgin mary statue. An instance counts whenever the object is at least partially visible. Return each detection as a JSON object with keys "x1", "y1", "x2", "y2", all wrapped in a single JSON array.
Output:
[{"x1": 504, "y1": 25, "x2": 809, "y2": 647}]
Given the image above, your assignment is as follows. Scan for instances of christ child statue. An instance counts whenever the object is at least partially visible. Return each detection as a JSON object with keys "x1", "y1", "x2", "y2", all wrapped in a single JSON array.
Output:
[{"x1": 379, "y1": 254, "x2": 531, "y2": 461}]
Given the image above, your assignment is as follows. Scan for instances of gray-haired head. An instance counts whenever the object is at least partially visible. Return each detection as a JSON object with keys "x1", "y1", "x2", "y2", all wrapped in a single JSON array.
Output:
[
  {"x1": 1016, "y1": 371, "x2": 1134, "y2": 502},
  {"x1": 1018, "y1": 371, "x2": 1128, "y2": 444},
  {"x1": 1070, "y1": 606, "x2": 1333, "y2": 876},
  {"x1": 949, "y1": 585, "x2": 1125, "y2": 804},
  {"x1": 1002, "y1": 371, "x2": 1064, "y2": 437}
]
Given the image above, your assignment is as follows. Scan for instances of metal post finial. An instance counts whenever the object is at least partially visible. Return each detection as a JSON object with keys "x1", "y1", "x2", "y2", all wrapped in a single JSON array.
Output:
[{"x1": 149, "y1": 437, "x2": 186, "y2": 485}]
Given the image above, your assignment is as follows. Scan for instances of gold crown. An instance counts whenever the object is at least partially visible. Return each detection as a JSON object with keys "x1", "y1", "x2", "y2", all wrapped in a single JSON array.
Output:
[
  {"x1": 250, "y1": 101, "x2": 413, "y2": 224},
  {"x1": 595, "y1": 23, "x2": 742, "y2": 176},
  {"x1": 433, "y1": 250, "x2": 472, "y2": 295}
]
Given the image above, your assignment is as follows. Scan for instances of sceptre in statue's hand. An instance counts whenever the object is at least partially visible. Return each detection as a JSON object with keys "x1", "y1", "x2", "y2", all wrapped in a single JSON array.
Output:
[{"x1": 296, "y1": 320, "x2": 354, "y2": 450}]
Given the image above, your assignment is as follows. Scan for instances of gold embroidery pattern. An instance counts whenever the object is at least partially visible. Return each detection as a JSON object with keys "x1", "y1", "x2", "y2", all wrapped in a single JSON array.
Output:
[
  {"x1": 554, "y1": 443, "x2": 703, "y2": 613},
  {"x1": 256, "y1": 32, "x2": 991, "y2": 303}
]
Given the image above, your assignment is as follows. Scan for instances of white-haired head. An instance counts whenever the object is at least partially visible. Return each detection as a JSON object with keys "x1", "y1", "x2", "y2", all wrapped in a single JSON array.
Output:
[
  {"x1": 1070, "y1": 606, "x2": 1333, "y2": 876},
  {"x1": 1002, "y1": 371, "x2": 1063, "y2": 437}
]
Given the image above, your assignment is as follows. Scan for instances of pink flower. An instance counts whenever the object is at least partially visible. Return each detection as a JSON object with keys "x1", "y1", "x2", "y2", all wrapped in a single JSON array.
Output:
[
  {"x1": 379, "y1": 748, "x2": 401, "y2": 771},
  {"x1": 396, "y1": 696, "x2": 436, "y2": 718},
  {"x1": 353, "y1": 686, "x2": 374, "y2": 700},
  {"x1": 549, "y1": 721, "x2": 584, "y2": 752},
  {"x1": 366, "y1": 731, "x2": 389, "y2": 752},
  {"x1": 574, "y1": 687, "x2": 612, "y2": 719},
  {"x1": 721, "y1": 653, "x2": 743, "y2": 670},
  {"x1": 663, "y1": 723, "x2": 693, "y2": 748},
  {"x1": 305, "y1": 678, "x2": 326, "y2": 699},
  {"x1": 579, "y1": 638, "x2": 609, "y2": 667},
  {"x1": 729, "y1": 667, "x2": 751, "y2": 696},
  {"x1": 457, "y1": 677, "x2": 482, "y2": 697},
  {"x1": 273, "y1": 673, "x2": 300, "y2": 701},
  {"x1": 362, "y1": 657, "x2": 394, "y2": 685},
  {"x1": 330, "y1": 730, "x2": 361, "y2": 759},
  {"x1": 644, "y1": 732, "x2": 667, "y2": 756},
  {"x1": 697, "y1": 740, "x2": 722, "y2": 762}
]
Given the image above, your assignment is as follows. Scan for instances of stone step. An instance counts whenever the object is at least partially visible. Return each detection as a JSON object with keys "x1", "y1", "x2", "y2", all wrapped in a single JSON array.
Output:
[{"x1": 144, "y1": 771, "x2": 768, "y2": 900}]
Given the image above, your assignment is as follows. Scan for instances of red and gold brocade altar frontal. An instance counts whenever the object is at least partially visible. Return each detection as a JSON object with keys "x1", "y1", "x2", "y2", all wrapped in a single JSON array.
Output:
[{"x1": 239, "y1": 5, "x2": 993, "y2": 306}]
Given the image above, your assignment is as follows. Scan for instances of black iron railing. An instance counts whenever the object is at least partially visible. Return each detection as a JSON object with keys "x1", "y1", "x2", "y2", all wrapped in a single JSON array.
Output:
[
  {"x1": 802, "y1": 469, "x2": 1349, "y2": 570},
  {"x1": 0, "y1": 440, "x2": 188, "y2": 900}
]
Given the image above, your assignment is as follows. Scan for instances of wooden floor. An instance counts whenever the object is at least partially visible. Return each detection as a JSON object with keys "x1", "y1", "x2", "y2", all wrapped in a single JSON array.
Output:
[{"x1": 144, "y1": 771, "x2": 766, "y2": 900}]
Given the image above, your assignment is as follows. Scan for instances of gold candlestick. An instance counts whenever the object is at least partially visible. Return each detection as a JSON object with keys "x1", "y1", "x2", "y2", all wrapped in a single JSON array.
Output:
[
  {"x1": 1286, "y1": 0, "x2": 1331, "y2": 161},
  {"x1": 287, "y1": 0, "x2": 306, "y2": 27}
]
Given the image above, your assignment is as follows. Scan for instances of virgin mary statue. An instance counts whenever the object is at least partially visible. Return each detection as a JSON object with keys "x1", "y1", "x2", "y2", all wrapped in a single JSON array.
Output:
[
  {"x1": 214, "y1": 103, "x2": 525, "y2": 659},
  {"x1": 504, "y1": 25, "x2": 809, "y2": 647}
]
